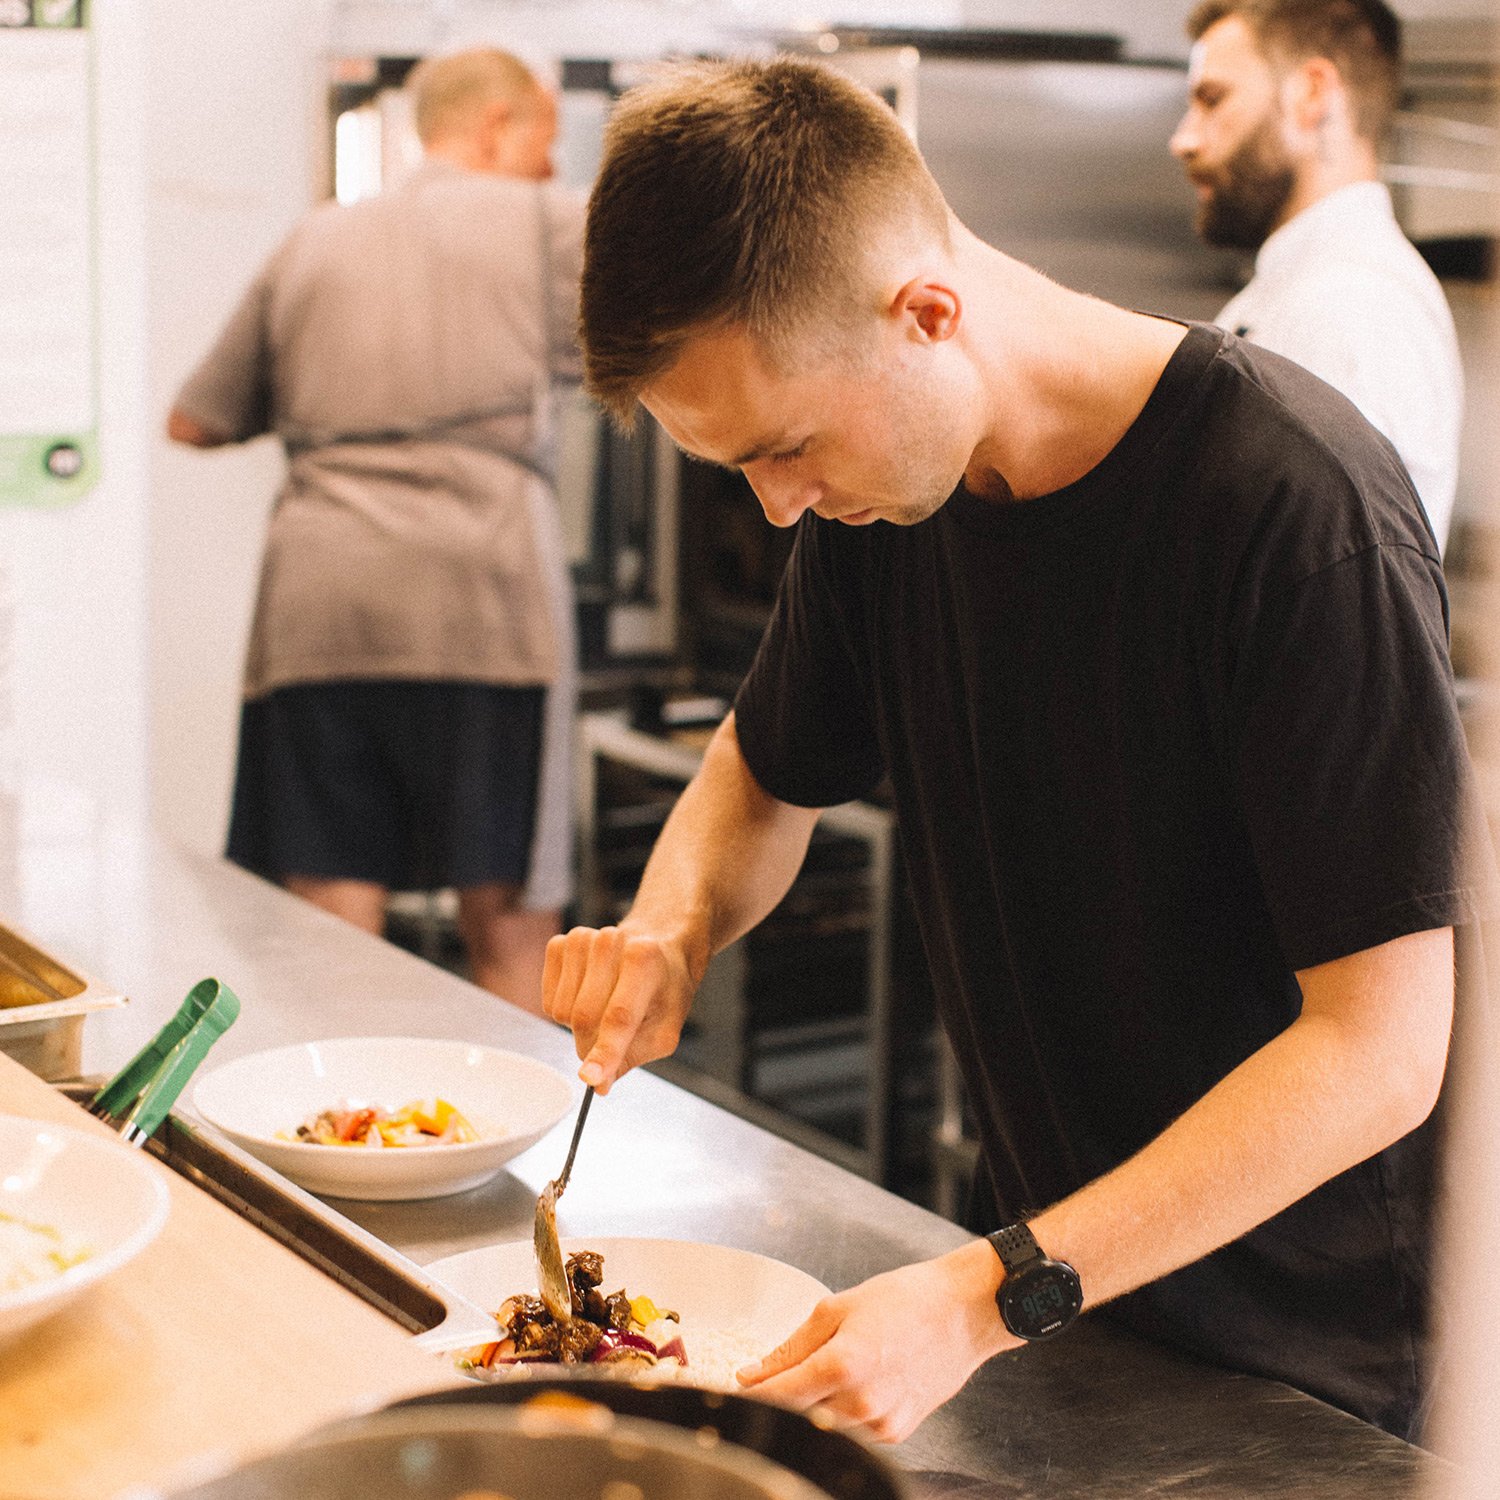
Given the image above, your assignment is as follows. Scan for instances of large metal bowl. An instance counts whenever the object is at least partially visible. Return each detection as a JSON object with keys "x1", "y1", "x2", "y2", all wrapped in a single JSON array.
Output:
[
  {"x1": 164, "y1": 1400, "x2": 865, "y2": 1500},
  {"x1": 389, "y1": 1371, "x2": 907, "y2": 1500}
]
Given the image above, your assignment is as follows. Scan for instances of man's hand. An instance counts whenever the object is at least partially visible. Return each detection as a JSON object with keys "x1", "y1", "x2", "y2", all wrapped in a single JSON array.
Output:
[
  {"x1": 165, "y1": 406, "x2": 230, "y2": 447},
  {"x1": 543, "y1": 715, "x2": 820, "y2": 1093},
  {"x1": 737, "y1": 1242, "x2": 1014, "y2": 1444},
  {"x1": 542, "y1": 923, "x2": 700, "y2": 1092}
]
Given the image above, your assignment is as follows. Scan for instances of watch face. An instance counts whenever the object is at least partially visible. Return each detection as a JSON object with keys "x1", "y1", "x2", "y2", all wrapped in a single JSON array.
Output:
[{"x1": 1000, "y1": 1261, "x2": 1082, "y2": 1341}]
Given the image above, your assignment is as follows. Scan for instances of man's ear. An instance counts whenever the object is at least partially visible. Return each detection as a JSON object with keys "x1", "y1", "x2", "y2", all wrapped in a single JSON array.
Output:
[
  {"x1": 476, "y1": 98, "x2": 514, "y2": 165},
  {"x1": 892, "y1": 277, "x2": 961, "y2": 344},
  {"x1": 1284, "y1": 55, "x2": 1345, "y2": 135}
]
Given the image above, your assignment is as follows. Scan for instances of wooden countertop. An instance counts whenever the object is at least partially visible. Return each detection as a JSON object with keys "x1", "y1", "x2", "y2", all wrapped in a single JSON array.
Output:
[{"x1": 0, "y1": 1055, "x2": 455, "y2": 1500}]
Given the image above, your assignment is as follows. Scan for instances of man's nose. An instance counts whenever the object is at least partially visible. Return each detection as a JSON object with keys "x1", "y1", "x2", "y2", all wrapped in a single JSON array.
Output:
[
  {"x1": 748, "y1": 473, "x2": 821, "y2": 529},
  {"x1": 1169, "y1": 113, "x2": 1198, "y2": 160}
]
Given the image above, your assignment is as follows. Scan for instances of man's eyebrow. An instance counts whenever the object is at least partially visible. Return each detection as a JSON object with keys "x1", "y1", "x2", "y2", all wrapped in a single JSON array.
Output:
[
  {"x1": 663, "y1": 433, "x2": 795, "y2": 471},
  {"x1": 728, "y1": 434, "x2": 795, "y2": 467}
]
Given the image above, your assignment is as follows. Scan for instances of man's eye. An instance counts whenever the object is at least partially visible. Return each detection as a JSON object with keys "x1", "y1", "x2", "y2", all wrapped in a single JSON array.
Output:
[{"x1": 769, "y1": 445, "x2": 806, "y2": 465}]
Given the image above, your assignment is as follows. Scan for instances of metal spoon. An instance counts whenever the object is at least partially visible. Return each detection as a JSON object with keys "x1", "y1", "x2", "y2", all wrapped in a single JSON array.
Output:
[{"x1": 533, "y1": 1085, "x2": 594, "y2": 1321}]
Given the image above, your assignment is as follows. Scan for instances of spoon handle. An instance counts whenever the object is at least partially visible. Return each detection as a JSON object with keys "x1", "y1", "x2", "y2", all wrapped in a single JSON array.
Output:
[{"x1": 554, "y1": 1085, "x2": 595, "y2": 1196}]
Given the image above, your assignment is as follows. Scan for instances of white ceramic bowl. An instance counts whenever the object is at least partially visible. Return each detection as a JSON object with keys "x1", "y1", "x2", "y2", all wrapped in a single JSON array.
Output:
[
  {"x1": 0, "y1": 1114, "x2": 171, "y2": 1346},
  {"x1": 421, "y1": 1236, "x2": 831, "y2": 1389},
  {"x1": 191, "y1": 1037, "x2": 576, "y2": 1201}
]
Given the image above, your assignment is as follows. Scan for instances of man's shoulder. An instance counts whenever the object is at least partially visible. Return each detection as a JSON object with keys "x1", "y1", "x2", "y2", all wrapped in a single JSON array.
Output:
[
  {"x1": 409, "y1": 169, "x2": 583, "y2": 211},
  {"x1": 1253, "y1": 197, "x2": 1452, "y2": 327},
  {"x1": 1186, "y1": 335, "x2": 1438, "y2": 564}
]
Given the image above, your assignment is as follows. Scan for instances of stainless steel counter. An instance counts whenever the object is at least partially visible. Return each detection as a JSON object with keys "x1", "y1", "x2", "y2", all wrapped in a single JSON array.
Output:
[{"x1": 10, "y1": 819, "x2": 1439, "y2": 1497}]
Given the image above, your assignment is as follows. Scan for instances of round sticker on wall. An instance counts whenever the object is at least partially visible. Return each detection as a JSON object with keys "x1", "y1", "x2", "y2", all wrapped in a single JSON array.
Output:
[{"x1": 43, "y1": 441, "x2": 84, "y2": 479}]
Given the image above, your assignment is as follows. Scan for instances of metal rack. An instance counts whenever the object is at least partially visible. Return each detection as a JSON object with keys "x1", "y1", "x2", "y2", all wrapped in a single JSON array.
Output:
[{"x1": 574, "y1": 711, "x2": 897, "y2": 1184}]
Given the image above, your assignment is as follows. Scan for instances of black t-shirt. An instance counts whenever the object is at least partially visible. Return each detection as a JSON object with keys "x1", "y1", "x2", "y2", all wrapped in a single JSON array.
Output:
[{"x1": 733, "y1": 324, "x2": 1490, "y2": 1439}]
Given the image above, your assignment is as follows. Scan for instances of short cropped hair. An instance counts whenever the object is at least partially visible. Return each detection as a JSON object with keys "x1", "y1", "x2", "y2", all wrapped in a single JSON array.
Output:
[
  {"x1": 581, "y1": 56, "x2": 952, "y2": 423},
  {"x1": 407, "y1": 48, "x2": 540, "y2": 146},
  {"x1": 1186, "y1": 0, "x2": 1401, "y2": 141}
]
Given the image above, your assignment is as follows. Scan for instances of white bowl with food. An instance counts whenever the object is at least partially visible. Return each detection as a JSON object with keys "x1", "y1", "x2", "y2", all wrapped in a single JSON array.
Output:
[
  {"x1": 191, "y1": 1037, "x2": 575, "y2": 1201},
  {"x1": 420, "y1": 1236, "x2": 831, "y2": 1391},
  {"x1": 0, "y1": 1114, "x2": 171, "y2": 1346}
]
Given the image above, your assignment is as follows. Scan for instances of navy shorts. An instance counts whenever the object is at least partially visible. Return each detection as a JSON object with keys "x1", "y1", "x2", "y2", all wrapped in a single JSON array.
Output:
[{"x1": 226, "y1": 680, "x2": 545, "y2": 892}]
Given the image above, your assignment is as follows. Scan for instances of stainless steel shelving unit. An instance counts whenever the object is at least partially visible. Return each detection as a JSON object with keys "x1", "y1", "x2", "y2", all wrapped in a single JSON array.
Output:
[{"x1": 575, "y1": 710, "x2": 896, "y2": 1184}]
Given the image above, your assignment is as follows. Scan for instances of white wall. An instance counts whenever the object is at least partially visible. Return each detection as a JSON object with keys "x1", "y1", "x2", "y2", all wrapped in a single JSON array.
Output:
[
  {"x1": 145, "y1": 0, "x2": 333, "y2": 855},
  {"x1": 0, "y1": 0, "x2": 150, "y2": 877}
]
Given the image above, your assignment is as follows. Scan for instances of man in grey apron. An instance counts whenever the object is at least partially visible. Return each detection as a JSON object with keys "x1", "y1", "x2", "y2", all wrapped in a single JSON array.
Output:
[{"x1": 168, "y1": 48, "x2": 583, "y2": 1015}]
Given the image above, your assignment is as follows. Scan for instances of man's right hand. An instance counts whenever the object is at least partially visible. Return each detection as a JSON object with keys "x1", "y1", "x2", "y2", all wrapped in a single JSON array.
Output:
[{"x1": 541, "y1": 923, "x2": 700, "y2": 1093}]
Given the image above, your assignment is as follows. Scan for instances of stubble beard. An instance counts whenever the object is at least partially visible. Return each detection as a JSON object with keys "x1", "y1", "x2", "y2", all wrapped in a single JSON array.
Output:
[{"x1": 1195, "y1": 114, "x2": 1297, "y2": 251}]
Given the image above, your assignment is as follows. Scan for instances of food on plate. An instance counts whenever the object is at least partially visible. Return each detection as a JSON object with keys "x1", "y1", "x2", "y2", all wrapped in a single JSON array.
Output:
[
  {"x1": 0, "y1": 1209, "x2": 90, "y2": 1293},
  {"x1": 285, "y1": 1097, "x2": 479, "y2": 1148},
  {"x1": 460, "y1": 1249, "x2": 689, "y2": 1376}
]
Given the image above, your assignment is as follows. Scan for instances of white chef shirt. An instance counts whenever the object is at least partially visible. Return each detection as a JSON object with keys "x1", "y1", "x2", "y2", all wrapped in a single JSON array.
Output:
[{"x1": 1216, "y1": 181, "x2": 1462, "y2": 553}]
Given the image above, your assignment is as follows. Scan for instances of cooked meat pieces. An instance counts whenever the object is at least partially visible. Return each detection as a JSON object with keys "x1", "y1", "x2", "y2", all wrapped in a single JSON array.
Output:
[
  {"x1": 566, "y1": 1250, "x2": 603, "y2": 1295},
  {"x1": 499, "y1": 1294, "x2": 549, "y2": 1329},
  {"x1": 604, "y1": 1289, "x2": 633, "y2": 1330},
  {"x1": 493, "y1": 1253, "x2": 629, "y2": 1364},
  {"x1": 555, "y1": 1317, "x2": 605, "y2": 1363},
  {"x1": 513, "y1": 1318, "x2": 562, "y2": 1359},
  {"x1": 566, "y1": 1250, "x2": 609, "y2": 1321}
]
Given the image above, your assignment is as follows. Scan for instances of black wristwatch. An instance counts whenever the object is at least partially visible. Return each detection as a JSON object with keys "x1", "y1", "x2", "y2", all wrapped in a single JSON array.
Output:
[{"x1": 986, "y1": 1223, "x2": 1083, "y2": 1341}]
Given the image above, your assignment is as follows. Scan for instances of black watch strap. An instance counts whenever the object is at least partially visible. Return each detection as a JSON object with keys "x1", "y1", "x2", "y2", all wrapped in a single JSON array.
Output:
[{"x1": 987, "y1": 1222, "x2": 1043, "y2": 1273}]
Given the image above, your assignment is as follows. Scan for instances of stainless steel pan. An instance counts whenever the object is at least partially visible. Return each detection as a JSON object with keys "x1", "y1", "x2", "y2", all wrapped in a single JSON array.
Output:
[
  {"x1": 158, "y1": 1397, "x2": 882, "y2": 1500},
  {"x1": 387, "y1": 1372, "x2": 907, "y2": 1500}
]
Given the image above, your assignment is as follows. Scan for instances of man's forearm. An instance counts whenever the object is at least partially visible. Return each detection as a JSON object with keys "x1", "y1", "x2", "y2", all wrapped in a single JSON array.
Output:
[{"x1": 625, "y1": 711, "x2": 822, "y2": 981}]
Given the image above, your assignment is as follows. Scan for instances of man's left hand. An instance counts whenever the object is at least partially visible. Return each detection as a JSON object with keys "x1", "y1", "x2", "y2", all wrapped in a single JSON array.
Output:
[{"x1": 737, "y1": 1246, "x2": 1016, "y2": 1444}]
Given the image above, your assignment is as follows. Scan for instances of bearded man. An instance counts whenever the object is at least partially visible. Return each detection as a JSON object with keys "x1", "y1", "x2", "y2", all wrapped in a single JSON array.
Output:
[{"x1": 1171, "y1": 0, "x2": 1462, "y2": 552}]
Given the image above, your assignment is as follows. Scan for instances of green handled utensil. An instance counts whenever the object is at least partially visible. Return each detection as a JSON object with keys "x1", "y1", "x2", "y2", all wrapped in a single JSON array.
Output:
[{"x1": 88, "y1": 977, "x2": 241, "y2": 1145}]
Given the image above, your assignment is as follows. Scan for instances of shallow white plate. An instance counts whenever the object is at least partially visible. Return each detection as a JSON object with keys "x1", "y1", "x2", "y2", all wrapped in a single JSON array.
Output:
[
  {"x1": 0, "y1": 1114, "x2": 171, "y2": 1346},
  {"x1": 421, "y1": 1236, "x2": 831, "y2": 1388},
  {"x1": 191, "y1": 1037, "x2": 575, "y2": 1201}
]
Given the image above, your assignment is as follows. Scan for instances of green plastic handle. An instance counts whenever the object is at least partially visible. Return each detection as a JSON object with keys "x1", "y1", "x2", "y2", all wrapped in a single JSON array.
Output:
[{"x1": 88, "y1": 977, "x2": 241, "y2": 1143}]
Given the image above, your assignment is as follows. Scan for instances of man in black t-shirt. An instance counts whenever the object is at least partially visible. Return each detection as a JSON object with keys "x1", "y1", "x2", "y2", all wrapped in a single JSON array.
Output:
[{"x1": 543, "y1": 56, "x2": 1489, "y2": 1444}]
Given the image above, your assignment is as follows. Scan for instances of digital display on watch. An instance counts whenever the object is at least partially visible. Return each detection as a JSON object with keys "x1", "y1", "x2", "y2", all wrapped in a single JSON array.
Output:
[
  {"x1": 1002, "y1": 1265, "x2": 1082, "y2": 1339},
  {"x1": 1020, "y1": 1281, "x2": 1069, "y2": 1324}
]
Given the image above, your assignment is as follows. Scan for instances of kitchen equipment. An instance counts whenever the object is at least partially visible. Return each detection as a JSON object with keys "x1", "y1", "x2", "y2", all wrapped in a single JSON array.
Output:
[
  {"x1": 0, "y1": 918, "x2": 126, "y2": 1080},
  {"x1": 154, "y1": 1400, "x2": 856, "y2": 1500},
  {"x1": 389, "y1": 1375, "x2": 908, "y2": 1500},
  {"x1": 89, "y1": 977, "x2": 240, "y2": 1144},
  {"x1": 191, "y1": 1036, "x2": 575, "y2": 1200},
  {"x1": 0, "y1": 1113, "x2": 170, "y2": 1345},
  {"x1": 420, "y1": 1235, "x2": 830, "y2": 1388},
  {"x1": 533, "y1": 1082, "x2": 592, "y2": 1318}
]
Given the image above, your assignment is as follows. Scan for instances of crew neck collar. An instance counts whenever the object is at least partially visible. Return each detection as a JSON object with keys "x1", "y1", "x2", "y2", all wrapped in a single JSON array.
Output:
[{"x1": 945, "y1": 321, "x2": 1225, "y2": 537}]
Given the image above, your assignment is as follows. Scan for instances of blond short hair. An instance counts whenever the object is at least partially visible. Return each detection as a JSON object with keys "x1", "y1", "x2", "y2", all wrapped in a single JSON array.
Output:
[
  {"x1": 407, "y1": 48, "x2": 541, "y2": 146},
  {"x1": 581, "y1": 56, "x2": 952, "y2": 423}
]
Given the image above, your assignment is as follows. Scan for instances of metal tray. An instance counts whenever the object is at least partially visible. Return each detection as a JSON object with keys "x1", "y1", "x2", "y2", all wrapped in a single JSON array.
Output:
[
  {"x1": 55, "y1": 1080, "x2": 468, "y2": 1338},
  {"x1": 0, "y1": 920, "x2": 126, "y2": 1079}
]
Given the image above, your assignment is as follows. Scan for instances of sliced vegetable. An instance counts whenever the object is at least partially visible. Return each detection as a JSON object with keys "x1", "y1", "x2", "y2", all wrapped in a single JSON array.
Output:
[
  {"x1": 291, "y1": 1097, "x2": 479, "y2": 1147},
  {"x1": 628, "y1": 1294, "x2": 678, "y2": 1329}
]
